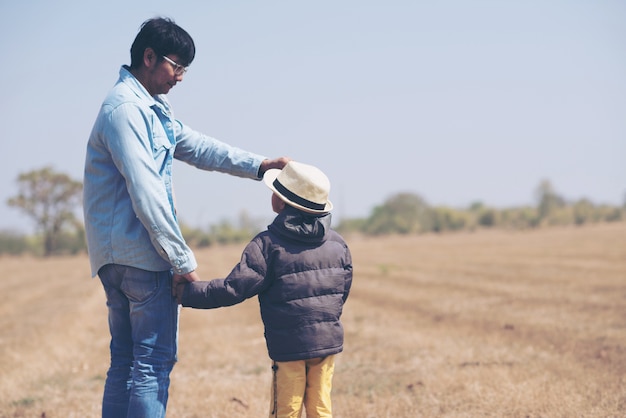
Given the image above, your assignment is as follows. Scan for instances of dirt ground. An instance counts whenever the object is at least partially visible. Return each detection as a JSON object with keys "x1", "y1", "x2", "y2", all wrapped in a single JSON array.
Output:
[{"x1": 1, "y1": 222, "x2": 625, "y2": 417}]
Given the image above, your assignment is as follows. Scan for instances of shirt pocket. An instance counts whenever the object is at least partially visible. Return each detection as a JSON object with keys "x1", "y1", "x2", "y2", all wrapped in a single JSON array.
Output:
[{"x1": 151, "y1": 128, "x2": 173, "y2": 160}]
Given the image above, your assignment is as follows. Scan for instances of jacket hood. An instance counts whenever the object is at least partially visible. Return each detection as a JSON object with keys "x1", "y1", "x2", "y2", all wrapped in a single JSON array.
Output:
[{"x1": 268, "y1": 205, "x2": 332, "y2": 244}]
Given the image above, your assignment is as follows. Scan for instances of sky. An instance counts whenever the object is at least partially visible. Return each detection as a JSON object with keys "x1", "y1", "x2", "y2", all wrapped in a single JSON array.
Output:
[{"x1": 1, "y1": 0, "x2": 625, "y2": 234}]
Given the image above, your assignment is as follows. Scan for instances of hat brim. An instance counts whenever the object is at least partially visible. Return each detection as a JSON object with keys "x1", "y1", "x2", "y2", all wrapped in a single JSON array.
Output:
[{"x1": 263, "y1": 168, "x2": 333, "y2": 214}]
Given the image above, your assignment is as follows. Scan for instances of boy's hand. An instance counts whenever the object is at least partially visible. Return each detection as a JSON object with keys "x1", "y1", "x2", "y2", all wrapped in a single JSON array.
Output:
[{"x1": 172, "y1": 271, "x2": 200, "y2": 302}]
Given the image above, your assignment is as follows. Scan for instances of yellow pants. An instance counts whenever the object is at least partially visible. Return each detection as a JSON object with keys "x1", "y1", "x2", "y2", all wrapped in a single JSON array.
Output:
[{"x1": 269, "y1": 355, "x2": 335, "y2": 418}]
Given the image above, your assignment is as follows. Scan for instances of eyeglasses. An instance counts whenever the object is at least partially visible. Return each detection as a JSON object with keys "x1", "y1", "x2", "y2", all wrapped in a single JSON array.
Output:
[{"x1": 162, "y1": 55, "x2": 188, "y2": 76}]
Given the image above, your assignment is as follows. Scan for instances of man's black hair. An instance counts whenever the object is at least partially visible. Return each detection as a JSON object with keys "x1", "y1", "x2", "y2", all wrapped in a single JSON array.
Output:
[{"x1": 130, "y1": 17, "x2": 196, "y2": 69}]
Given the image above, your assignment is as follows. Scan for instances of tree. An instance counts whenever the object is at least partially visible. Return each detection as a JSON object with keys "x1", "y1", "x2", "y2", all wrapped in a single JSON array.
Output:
[
  {"x1": 363, "y1": 192, "x2": 432, "y2": 235},
  {"x1": 572, "y1": 198, "x2": 594, "y2": 225},
  {"x1": 535, "y1": 179, "x2": 565, "y2": 223},
  {"x1": 7, "y1": 167, "x2": 83, "y2": 256}
]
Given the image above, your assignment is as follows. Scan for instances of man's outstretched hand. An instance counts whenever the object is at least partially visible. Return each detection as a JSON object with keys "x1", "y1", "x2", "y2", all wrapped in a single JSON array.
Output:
[{"x1": 258, "y1": 157, "x2": 291, "y2": 177}]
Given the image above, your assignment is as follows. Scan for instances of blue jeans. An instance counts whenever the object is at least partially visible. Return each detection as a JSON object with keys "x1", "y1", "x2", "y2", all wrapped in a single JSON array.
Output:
[{"x1": 98, "y1": 264, "x2": 178, "y2": 418}]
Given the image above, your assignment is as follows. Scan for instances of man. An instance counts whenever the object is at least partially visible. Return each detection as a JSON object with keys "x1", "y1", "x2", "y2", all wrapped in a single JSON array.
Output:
[{"x1": 83, "y1": 17, "x2": 288, "y2": 417}]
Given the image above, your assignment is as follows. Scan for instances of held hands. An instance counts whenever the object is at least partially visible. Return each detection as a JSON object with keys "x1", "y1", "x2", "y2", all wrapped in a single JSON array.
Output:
[{"x1": 172, "y1": 270, "x2": 200, "y2": 304}]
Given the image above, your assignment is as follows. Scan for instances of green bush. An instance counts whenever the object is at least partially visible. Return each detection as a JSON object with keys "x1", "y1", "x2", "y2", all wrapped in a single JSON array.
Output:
[{"x1": 0, "y1": 231, "x2": 31, "y2": 255}]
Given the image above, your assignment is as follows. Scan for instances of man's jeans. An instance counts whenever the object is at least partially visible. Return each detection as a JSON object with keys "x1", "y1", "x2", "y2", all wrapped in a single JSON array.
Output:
[{"x1": 98, "y1": 264, "x2": 178, "y2": 418}]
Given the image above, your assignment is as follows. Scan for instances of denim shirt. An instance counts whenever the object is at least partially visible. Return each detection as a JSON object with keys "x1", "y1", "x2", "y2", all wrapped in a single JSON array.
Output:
[{"x1": 83, "y1": 66, "x2": 266, "y2": 277}]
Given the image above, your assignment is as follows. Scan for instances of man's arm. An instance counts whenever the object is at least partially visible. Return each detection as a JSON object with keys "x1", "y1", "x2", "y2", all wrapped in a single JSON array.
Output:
[{"x1": 173, "y1": 122, "x2": 290, "y2": 179}]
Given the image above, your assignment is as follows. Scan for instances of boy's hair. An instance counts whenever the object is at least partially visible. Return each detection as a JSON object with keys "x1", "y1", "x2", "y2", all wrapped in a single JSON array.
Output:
[{"x1": 130, "y1": 17, "x2": 196, "y2": 69}]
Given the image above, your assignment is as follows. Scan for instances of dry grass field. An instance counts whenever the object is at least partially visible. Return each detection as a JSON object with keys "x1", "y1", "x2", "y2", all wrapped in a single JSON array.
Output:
[{"x1": 1, "y1": 222, "x2": 625, "y2": 417}]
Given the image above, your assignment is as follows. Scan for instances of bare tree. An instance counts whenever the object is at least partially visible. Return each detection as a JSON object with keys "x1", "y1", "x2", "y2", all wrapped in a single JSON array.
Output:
[{"x1": 7, "y1": 166, "x2": 83, "y2": 256}]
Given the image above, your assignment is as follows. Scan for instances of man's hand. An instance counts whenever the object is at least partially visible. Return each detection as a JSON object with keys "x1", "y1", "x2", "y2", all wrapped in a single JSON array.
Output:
[
  {"x1": 174, "y1": 282, "x2": 187, "y2": 304},
  {"x1": 172, "y1": 270, "x2": 200, "y2": 302},
  {"x1": 258, "y1": 157, "x2": 291, "y2": 177}
]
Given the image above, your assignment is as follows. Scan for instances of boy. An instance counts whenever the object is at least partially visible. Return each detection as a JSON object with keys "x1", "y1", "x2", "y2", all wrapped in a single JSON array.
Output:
[{"x1": 176, "y1": 161, "x2": 353, "y2": 418}]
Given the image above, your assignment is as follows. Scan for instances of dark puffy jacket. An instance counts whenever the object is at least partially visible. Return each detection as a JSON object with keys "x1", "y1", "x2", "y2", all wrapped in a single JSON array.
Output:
[{"x1": 182, "y1": 206, "x2": 353, "y2": 361}]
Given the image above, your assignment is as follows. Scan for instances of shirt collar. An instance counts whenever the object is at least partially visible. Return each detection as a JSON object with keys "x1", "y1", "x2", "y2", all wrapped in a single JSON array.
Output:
[{"x1": 119, "y1": 65, "x2": 172, "y2": 116}]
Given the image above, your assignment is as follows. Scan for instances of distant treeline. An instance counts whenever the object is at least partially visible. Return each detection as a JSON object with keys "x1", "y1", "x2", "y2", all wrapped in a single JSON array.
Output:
[
  {"x1": 2, "y1": 174, "x2": 624, "y2": 256},
  {"x1": 335, "y1": 189, "x2": 624, "y2": 236}
]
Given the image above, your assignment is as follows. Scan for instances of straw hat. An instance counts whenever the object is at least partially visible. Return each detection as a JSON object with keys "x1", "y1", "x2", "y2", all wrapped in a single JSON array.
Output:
[{"x1": 263, "y1": 161, "x2": 333, "y2": 214}]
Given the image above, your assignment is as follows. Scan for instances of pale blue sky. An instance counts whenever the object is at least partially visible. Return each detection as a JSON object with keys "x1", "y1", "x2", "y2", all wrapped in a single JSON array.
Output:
[{"x1": 1, "y1": 0, "x2": 624, "y2": 233}]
